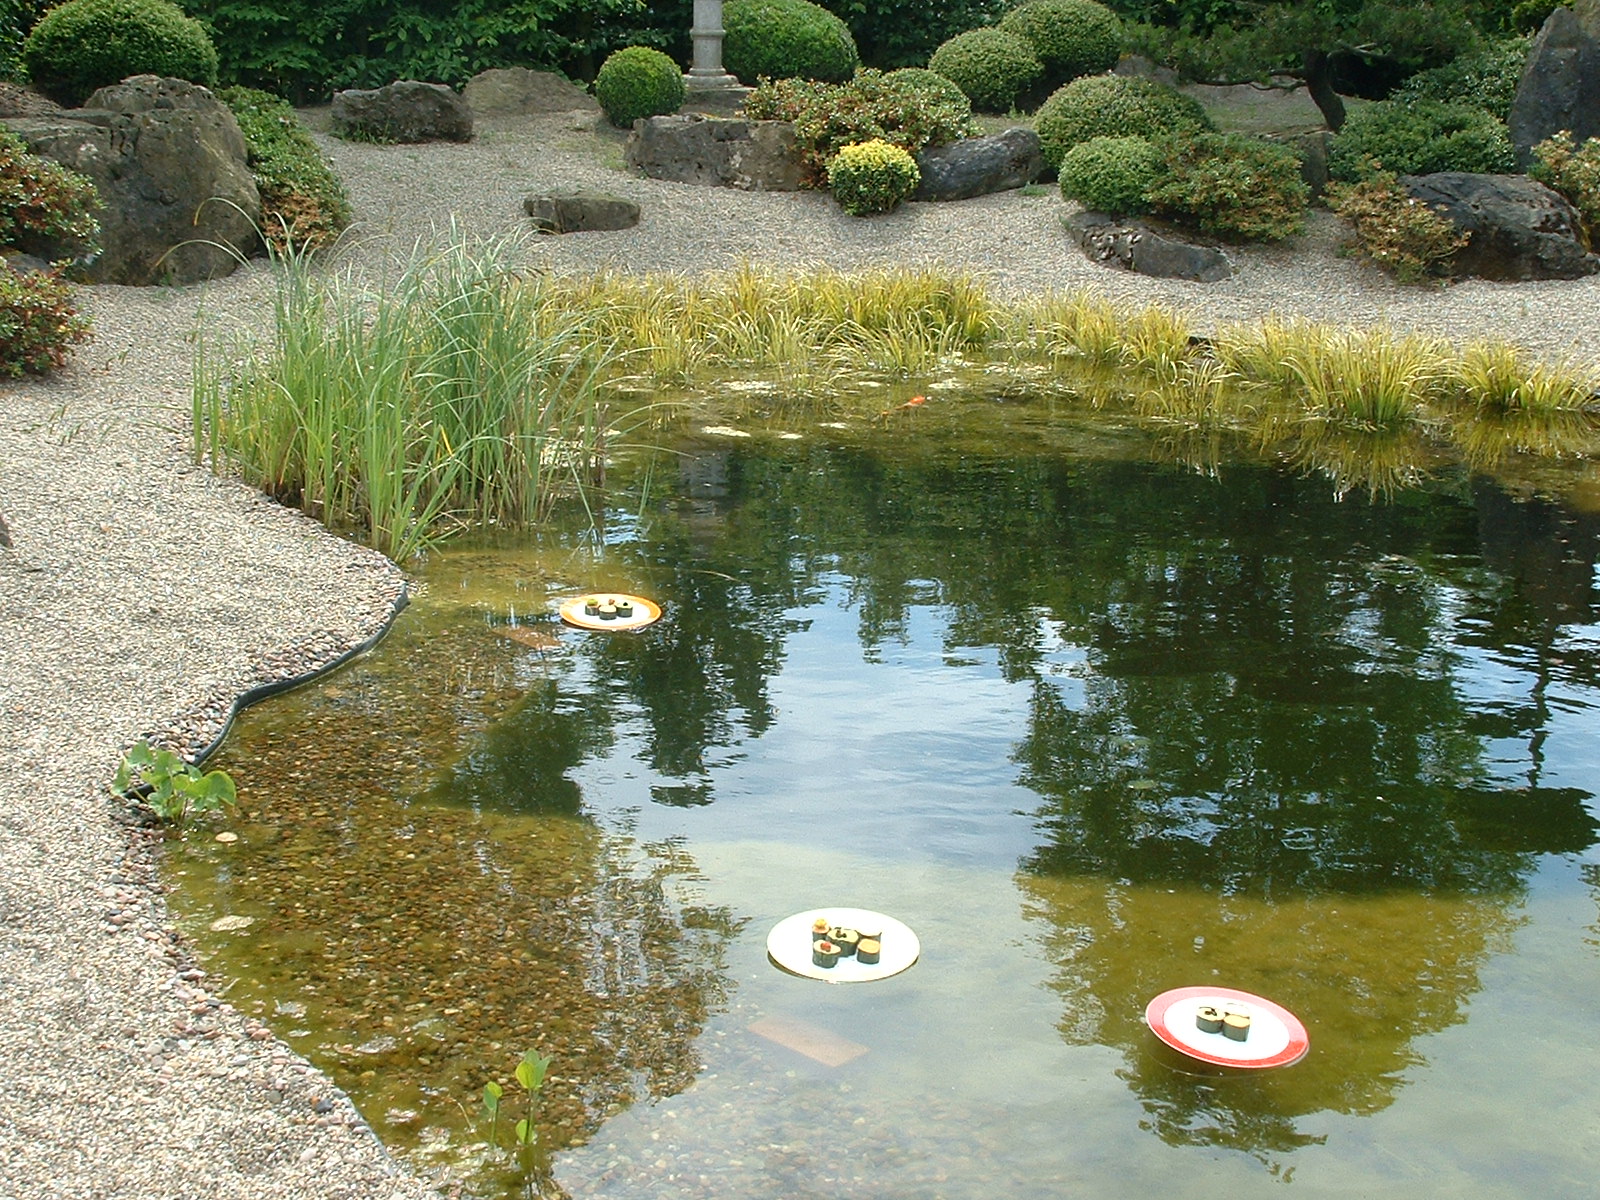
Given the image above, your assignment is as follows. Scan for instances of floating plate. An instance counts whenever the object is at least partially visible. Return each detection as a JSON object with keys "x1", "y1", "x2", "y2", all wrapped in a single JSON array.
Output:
[
  {"x1": 1145, "y1": 986, "x2": 1309, "y2": 1069},
  {"x1": 767, "y1": 908, "x2": 920, "y2": 984},
  {"x1": 558, "y1": 593, "x2": 662, "y2": 632}
]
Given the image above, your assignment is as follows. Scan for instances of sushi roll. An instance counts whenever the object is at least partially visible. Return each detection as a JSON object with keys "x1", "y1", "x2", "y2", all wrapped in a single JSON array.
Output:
[
  {"x1": 1195, "y1": 1006, "x2": 1223, "y2": 1034},
  {"x1": 857, "y1": 937, "x2": 881, "y2": 965},
  {"x1": 583, "y1": 596, "x2": 601, "y2": 615},
  {"x1": 616, "y1": 599, "x2": 635, "y2": 618},
  {"x1": 811, "y1": 918, "x2": 831, "y2": 943},
  {"x1": 598, "y1": 601, "x2": 618, "y2": 621},
  {"x1": 1222, "y1": 1010, "x2": 1252, "y2": 1042},
  {"x1": 813, "y1": 939, "x2": 841, "y2": 968},
  {"x1": 828, "y1": 927, "x2": 860, "y2": 958}
]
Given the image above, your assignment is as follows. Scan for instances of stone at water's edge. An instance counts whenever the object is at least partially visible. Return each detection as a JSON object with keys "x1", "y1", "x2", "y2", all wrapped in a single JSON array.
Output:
[
  {"x1": 330, "y1": 80, "x2": 473, "y2": 143},
  {"x1": 3, "y1": 76, "x2": 261, "y2": 285},
  {"x1": 463, "y1": 67, "x2": 598, "y2": 116},
  {"x1": 913, "y1": 128, "x2": 1042, "y2": 202},
  {"x1": 1064, "y1": 211, "x2": 1233, "y2": 283},
  {"x1": 524, "y1": 192, "x2": 641, "y2": 234},
  {"x1": 1399, "y1": 172, "x2": 1600, "y2": 281},
  {"x1": 1508, "y1": 0, "x2": 1600, "y2": 167},
  {"x1": 625, "y1": 114, "x2": 803, "y2": 191}
]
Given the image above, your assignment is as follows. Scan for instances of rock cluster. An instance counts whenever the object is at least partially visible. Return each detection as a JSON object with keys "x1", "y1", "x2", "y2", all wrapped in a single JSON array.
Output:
[{"x1": 330, "y1": 80, "x2": 472, "y2": 143}]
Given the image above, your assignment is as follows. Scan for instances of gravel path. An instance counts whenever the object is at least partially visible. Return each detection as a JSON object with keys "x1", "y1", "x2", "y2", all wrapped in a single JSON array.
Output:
[{"x1": 2, "y1": 108, "x2": 1598, "y2": 1200}]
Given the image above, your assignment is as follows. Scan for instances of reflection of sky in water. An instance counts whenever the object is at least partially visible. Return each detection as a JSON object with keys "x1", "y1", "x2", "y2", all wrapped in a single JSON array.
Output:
[{"x1": 178, "y1": 441, "x2": 1600, "y2": 1200}]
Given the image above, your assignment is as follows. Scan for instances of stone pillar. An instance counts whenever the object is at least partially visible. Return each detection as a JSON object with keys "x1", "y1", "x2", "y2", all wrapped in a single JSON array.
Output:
[{"x1": 686, "y1": 0, "x2": 738, "y2": 89}]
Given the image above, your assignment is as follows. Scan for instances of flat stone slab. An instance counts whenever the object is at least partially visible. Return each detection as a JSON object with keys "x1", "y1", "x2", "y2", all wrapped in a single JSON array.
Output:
[
  {"x1": 524, "y1": 191, "x2": 641, "y2": 233},
  {"x1": 1065, "y1": 211, "x2": 1233, "y2": 282},
  {"x1": 463, "y1": 67, "x2": 598, "y2": 116}
]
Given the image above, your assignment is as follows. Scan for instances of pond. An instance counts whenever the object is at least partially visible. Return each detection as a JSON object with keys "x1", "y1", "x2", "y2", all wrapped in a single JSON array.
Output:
[{"x1": 166, "y1": 402, "x2": 1600, "y2": 1199}]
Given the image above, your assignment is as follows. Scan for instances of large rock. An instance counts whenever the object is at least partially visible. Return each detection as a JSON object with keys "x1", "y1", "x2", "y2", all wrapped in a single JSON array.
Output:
[
  {"x1": 3, "y1": 76, "x2": 260, "y2": 285},
  {"x1": 1064, "y1": 211, "x2": 1232, "y2": 282},
  {"x1": 330, "y1": 80, "x2": 472, "y2": 143},
  {"x1": 1508, "y1": 0, "x2": 1600, "y2": 167},
  {"x1": 625, "y1": 115, "x2": 802, "y2": 191},
  {"x1": 1399, "y1": 172, "x2": 1600, "y2": 281},
  {"x1": 913, "y1": 128, "x2": 1042, "y2": 201},
  {"x1": 463, "y1": 68, "x2": 597, "y2": 116},
  {"x1": 524, "y1": 191, "x2": 640, "y2": 233}
]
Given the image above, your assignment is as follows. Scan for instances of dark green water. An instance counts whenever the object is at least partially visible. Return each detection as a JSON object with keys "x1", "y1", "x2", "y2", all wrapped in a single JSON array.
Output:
[{"x1": 169, "y1": 409, "x2": 1600, "y2": 1198}]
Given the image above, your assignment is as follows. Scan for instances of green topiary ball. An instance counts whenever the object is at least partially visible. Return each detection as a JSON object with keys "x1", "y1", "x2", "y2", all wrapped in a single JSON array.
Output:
[
  {"x1": 827, "y1": 138, "x2": 921, "y2": 215},
  {"x1": 1034, "y1": 73, "x2": 1211, "y2": 170},
  {"x1": 928, "y1": 27, "x2": 1042, "y2": 114},
  {"x1": 594, "y1": 45, "x2": 686, "y2": 128},
  {"x1": 999, "y1": 0, "x2": 1123, "y2": 89},
  {"x1": 882, "y1": 67, "x2": 974, "y2": 117},
  {"x1": 724, "y1": 0, "x2": 859, "y2": 85},
  {"x1": 22, "y1": 0, "x2": 218, "y2": 108},
  {"x1": 1328, "y1": 99, "x2": 1516, "y2": 182},
  {"x1": 1058, "y1": 134, "x2": 1161, "y2": 215}
]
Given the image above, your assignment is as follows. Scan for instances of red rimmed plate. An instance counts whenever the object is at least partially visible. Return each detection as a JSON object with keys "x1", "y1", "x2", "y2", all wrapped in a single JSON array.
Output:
[
  {"x1": 1144, "y1": 986, "x2": 1309, "y2": 1069},
  {"x1": 558, "y1": 593, "x2": 662, "y2": 632}
]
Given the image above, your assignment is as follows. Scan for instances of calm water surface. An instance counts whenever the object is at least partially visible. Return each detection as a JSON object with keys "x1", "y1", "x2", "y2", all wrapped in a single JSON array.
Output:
[{"x1": 169, "y1": 412, "x2": 1600, "y2": 1199}]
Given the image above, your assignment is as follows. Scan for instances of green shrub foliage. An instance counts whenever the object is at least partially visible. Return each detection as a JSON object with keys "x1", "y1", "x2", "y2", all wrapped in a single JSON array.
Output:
[
  {"x1": 22, "y1": 0, "x2": 218, "y2": 107},
  {"x1": 817, "y1": 0, "x2": 1009, "y2": 69},
  {"x1": 744, "y1": 68, "x2": 975, "y2": 184},
  {"x1": 928, "y1": 27, "x2": 1042, "y2": 114},
  {"x1": 0, "y1": 128, "x2": 102, "y2": 263},
  {"x1": 1327, "y1": 170, "x2": 1469, "y2": 284},
  {"x1": 1146, "y1": 130, "x2": 1308, "y2": 242},
  {"x1": 594, "y1": 45, "x2": 685, "y2": 127},
  {"x1": 0, "y1": 266, "x2": 92, "y2": 376},
  {"x1": 1035, "y1": 72, "x2": 1211, "y2": 169},
  {"x1": 724, "y1": 0, "x2": 859, "y2": 84},
  {"x1": 1389, "y1": 34, "x2": 1531, "y2": 122},
  {"x1": 999, "y1": 0, "x2": 1123, "y2": 89},
  {"x1": 218, "y1": 87, "x2": 351, "y2": 252},
  {"x1": 1328, "y1": 100, "x2": 1516, "y2": 181},
  {"x1": 827, "y1": 138, "x2": 920, "y2": 215},
  {"x1": 881, "y1": 66, "x2": 973, "y2": 114},
  {"x1": 1058, "y1": 134, "x2": 1161, "y2": 214},
  {"x1": 1530, "y1": 131, "x2": 1600, "y2": 242}
]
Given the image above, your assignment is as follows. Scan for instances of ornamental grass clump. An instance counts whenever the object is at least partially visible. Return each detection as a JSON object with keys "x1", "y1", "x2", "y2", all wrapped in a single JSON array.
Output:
[
  {"x1": 927, "y1": 27, "x2": 1042, "y2": 114},
  {"x1": 827, "y1": 139, "x2": 920, "y2": 215},
  {"x1": 1449, "y1": 342, "x2": 1597, "y2": 414},
  {"x1": 594, "y1": 45, "x2": 686, "y2": 128},
  {"x1": 1281, "y1": 328, "x2": 1451, "y2": 429}
]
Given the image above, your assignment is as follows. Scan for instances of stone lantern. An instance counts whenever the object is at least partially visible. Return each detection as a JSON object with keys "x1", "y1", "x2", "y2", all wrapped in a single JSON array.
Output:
[{"x1": 685, "y1": 0, "x2": 739, "y2": 91}]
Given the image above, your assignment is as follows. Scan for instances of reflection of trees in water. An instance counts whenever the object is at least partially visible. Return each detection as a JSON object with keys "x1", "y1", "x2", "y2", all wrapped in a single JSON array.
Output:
[
  {"x1": 202, "y1": 611, "x2": 743, "y2": 1162},
  {"x1": 1019, "y1": 874, "x2": 1522, "y2": 1164}
]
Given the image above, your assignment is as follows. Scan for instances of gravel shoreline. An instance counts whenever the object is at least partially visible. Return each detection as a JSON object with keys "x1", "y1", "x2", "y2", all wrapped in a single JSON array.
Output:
[{"x1": 3, "y1": 110, "x2": 1598, "y2": 1200}]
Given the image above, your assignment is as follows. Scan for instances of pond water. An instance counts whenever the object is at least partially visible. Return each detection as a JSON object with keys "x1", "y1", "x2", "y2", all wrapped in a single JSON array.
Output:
[{"x1": 167, "y1": 406, "x2": 1600, "y2": 1199}]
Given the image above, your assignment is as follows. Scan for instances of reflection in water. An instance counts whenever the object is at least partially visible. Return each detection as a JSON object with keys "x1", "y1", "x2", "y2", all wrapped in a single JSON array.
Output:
[
  {"x1": 1019, "y1": 875, "x2": 1519, "y2": 1163},
  {"x1": 172, "y1": 414, "x2": 1600, "y2": 1198}
]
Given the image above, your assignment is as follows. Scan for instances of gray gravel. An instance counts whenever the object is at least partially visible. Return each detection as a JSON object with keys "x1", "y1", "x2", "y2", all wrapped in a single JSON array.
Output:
[{"x1": 2, "y1": 108, "x2": 1598, "y2": 1200}]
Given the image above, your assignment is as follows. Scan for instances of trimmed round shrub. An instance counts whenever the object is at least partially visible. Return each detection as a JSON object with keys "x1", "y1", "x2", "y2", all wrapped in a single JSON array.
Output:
[
  {"x1": 1390, "y1": 35, "x2": 1531, "y2": 123},
  {"x1": 1035, "y1": 73, "x2": 1211, "y2": 170},
  {"x1": 1328, "y1": 100, "x2": 1516, "y2": 182},
  {"x1": 999, "y1": 0, "x2": 1123, "y2": 88},
  {"x1": 1146, "y1": 131, "x2": 1308, "y2": 242},
  {"x1": 594, "y1": 45, "x2": 686, "y2": 128},
  {"x1": 723, "y1": 0, "x2": 859, "y2": 85},
  {"x1": 827, "y1": 138, "x2": 920, "y2": 215},
  {"x1": 882, "y1": 67, "x2": 973, "y2": 116},
  {"x1": 22, "y1": 0, "x2": 217, "y2": 107},
  {"x1": 1058, "y1": 134, "x2": 1161, "y2": 215},
  {"x1": 928, "y1": 27, "x2": 1042, "y2": 114}
]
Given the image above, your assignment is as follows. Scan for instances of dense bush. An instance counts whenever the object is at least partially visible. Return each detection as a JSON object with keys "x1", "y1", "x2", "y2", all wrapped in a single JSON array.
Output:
[
  {"x1": 724, "y1": 0, "x2": 859, "y2": 84},
  {"x1": 0, "y1": 266, "x2": 92, "y2": 376},
  {"x1": 0, "y1": 128, "x2": 101, "y2": 263},
  {"x1": 1327, "y1": 170, "x2": 1469, "y2": 284},
  {"x1": 928, "y1": 27, "x2": 1042, "y2": 113},
  {"x1": 827, "y1": 138, "x2": 919, "y2": 214},
  {"x1": 1328, "y1": 100, "x2": 1516, "y2": 181},
  {"x1": 1058, "y1": 134, "x2": 1161, "y2": 214},
  {"x1": 21, "y1": 0, "x2": 217, "y2": 107},
  {"x1": 744, "y1": 68, "x2": 976, "y2": 183},
  {"x1": 999, "y1": 0, "x2": 1123, "y2": 89},
  {"x1": 1034, "y1": 72, "x2": 1211, "y2": 169},
  {"x1": 882, "y1": 66, "x2": 972, "y2": 114},
  {"x1": 1146, "y1": 131, "x2": 1308, "y2": 241},
  {"x1": 218, "y1": 87, "x2": 351, "y2": 252},
  {"x1": 188, "y1": 0, "x2": 688, "y2": 102},
  {"x1": 1389, "y1": 34, "x2": 1530, "y2": 121},
  {"x1": 1530, "y1": 131, "x2": 1600, "y2": 241},
  {"x1": 594, "y1": 45, "x2": 685, "y2": 127},
  {"x1": 818, "y1": 0, "x2": 1009, "y2": 69}
]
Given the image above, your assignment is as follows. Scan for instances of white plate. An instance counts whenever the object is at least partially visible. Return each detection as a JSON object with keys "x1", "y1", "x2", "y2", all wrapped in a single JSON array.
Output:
[{"x1": 766, "y1": 907, "x2": 920, "y2": 983}]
